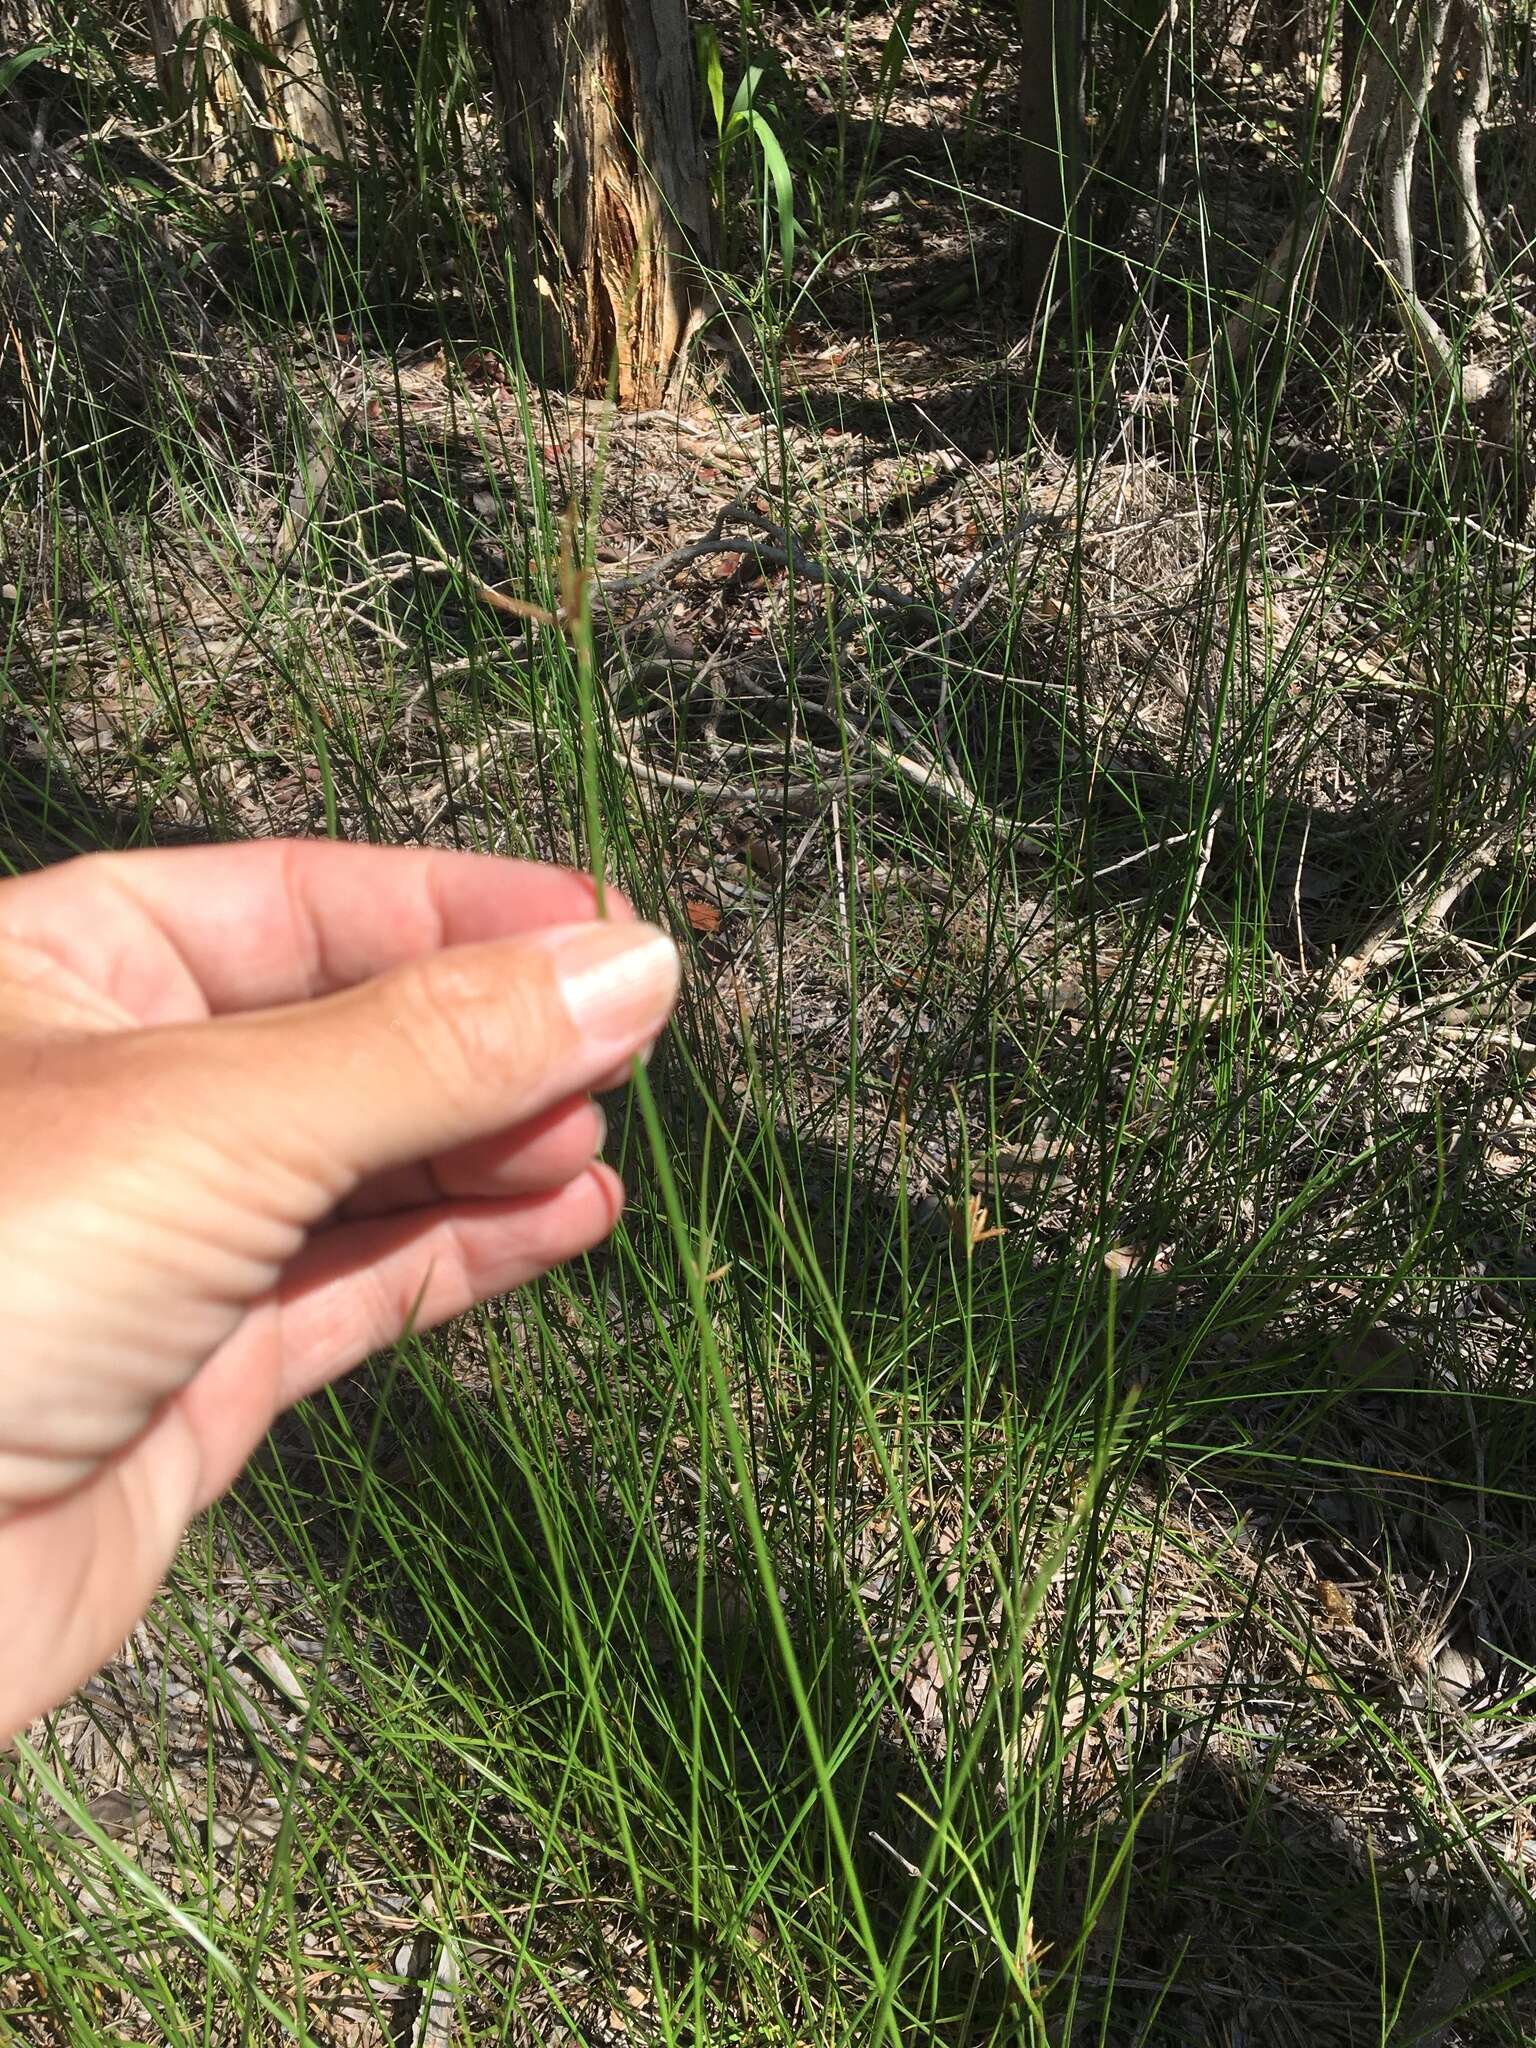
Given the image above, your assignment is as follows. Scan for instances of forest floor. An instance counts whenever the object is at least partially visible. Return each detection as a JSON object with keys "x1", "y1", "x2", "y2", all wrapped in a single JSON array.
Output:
[{"x1": 4, "y1": 3, "x2": 1536, "y2": 2044}]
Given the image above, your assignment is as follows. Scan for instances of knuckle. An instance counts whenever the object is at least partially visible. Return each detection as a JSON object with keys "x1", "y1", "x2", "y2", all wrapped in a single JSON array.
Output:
[{"x1": 388, "y1": 949, "x2": 555, "y2": 1108}]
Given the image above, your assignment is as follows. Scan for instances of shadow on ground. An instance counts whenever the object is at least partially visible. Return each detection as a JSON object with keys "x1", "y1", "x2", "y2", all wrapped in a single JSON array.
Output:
[{"x1": 240, "y1": 1341, "x2": 1532, "y2": 2045}]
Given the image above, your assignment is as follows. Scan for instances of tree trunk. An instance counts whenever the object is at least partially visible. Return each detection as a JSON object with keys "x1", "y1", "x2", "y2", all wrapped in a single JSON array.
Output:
[
  {"x1": 146, "y1": 0, "x2": 342, "y2": 177},
  {"x1": 1341, "y1": 0, "x2": 1375, "y2": 102},
  {"x1": 1014, "y1": 0, "x2": 1081, "y2": 301},
  {"x1": 1432, "y1": 0, "x2": 1493, "y2": 299},
  {"x1": 473, "y1": 0, "x2": 713, "y2": 408},
  {"x1": 1181, "y1": 0, "x2": 1499, "y2": 427},
  {"x1": 1379, "y1": 0, "x2": 1454, "y2": 299}
]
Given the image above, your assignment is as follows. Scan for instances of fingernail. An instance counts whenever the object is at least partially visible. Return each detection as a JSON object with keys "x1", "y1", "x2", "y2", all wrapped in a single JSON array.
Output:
[
  {"x1": 590, "y1": 1099, "x2": 608, "y2": 1157},
  {"x1": 593, "y1": 1038, "x2": 656, "y2": 1092},
  {"x1": 547, "y1": 922, "x2": 680, "y2": 1051}
]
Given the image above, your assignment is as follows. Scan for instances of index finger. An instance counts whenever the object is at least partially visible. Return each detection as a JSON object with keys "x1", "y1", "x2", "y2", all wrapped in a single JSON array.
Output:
[{"x1": 0, "y1": 840, "x2": 630, "y2": 1021}]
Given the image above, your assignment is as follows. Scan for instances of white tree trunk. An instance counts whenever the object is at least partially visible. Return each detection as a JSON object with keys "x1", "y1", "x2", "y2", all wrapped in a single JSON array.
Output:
[
  {"x1": 1180, "y1": 0, "x2": 1504, "y2": 423},
  {"x1": 1379, "y1": 0, "x2": 1455, "y2": 301},
  {"x1": 146, "y1": 0, "x2": 342, "y2": 176}
]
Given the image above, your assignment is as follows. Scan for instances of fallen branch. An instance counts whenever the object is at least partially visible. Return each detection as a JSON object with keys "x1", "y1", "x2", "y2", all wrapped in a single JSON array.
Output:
[
  {"x1": 901, "y1": 515, "x2": 1063, "y2": 663},
  {"x1": 337, "y1": 548, "x2": 553, "y2": 643},
  {"x1": 948, "y1": 515, "x2": 1062, "y2": 611},
  {"x1": 621, "y1": 755, "x2": 836, "y2": 810},
  {"x1": 595, "y1": 526, "x2": 936, "y2": 621},
  {"x1": 865, "y1": 737, "x2": 1044, "y2": 850},
  {"x1": 1326, "y1": 819, "x2": 1515, "y2": 1000}
]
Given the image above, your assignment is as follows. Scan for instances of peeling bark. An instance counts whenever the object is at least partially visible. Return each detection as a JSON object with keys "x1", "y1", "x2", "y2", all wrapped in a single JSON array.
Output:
[
  {"x1": 146, "y1": 0, "x2": 341, "y2": 176},
  {"x1": 473, "y1": 0, "x2": 713, "y2": 407}
]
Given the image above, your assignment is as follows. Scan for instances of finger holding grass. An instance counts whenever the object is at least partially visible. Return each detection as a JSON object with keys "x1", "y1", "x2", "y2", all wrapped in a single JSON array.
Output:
[{"x1": 0, "y1": 838, "x2": 680, "y2": 1739}]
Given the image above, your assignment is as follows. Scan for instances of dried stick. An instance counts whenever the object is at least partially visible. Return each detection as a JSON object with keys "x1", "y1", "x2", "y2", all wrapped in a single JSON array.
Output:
[
  {"x1": 621, "y1": 756, "x2": 839, "y2": 809},
  {"x1": 864, "y1": 738, "x2": 1043, "y2": 849},
  {"x1": 1326, "y1": 819, "x2": 1514, "y2": 999},
  {"x1": 595, "y1": 527, "x2": 935, "y2": 621}
]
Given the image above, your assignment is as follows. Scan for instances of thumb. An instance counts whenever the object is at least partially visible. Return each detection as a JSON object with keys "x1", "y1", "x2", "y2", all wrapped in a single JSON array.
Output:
[{"x1": 179, "y1": 919, "x2": 680, "y2": 1205}]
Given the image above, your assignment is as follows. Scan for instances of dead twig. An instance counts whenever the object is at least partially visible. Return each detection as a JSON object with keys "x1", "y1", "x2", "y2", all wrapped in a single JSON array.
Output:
[
  {"x1": 889, "y1": 514, "x2": 1066, "y2": 663},
  {"x1": 595, "y1": 527, "x2": 935, "y2": 621},
  {"x1": 1091, "y1": 825, "x2": 1201, "y2": 881},
  {"x1": 1327, "y1": 820, "x2": 1516, "y2": 1000},
  {"x1": 864, "y1": 737, "x2": 1044, "y2": 850},
  {"x1": 621, "y1": 756, "x2": 835, "y2": 810},
  {"x1": 339, "y1": 548, "x2": 551, "y2": 638}
]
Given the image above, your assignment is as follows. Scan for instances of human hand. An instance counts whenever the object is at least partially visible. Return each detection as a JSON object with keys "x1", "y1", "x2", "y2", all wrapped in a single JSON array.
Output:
[{"x1": 0, "y1": 840, "x2": 679, "y2": 1738}]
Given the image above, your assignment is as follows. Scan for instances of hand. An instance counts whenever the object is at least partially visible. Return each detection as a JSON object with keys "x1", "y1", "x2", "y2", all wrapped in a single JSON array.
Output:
[{"x1": 0, "y1": 840, "x2": 679, "y2": 1738}]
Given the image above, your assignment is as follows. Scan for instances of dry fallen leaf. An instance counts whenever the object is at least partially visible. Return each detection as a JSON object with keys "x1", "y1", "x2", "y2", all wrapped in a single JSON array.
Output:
[
  {"x1": 1430, "y1": 1637, "x2": 1484, "y2": 1706},
  {"x1": 684, "y1": 897, "x2": 722, "y2": 935},
  {"x1": 1316, "y1": 1579, "x2": 1355, "y2": 1628},
  {"x1": 951, "y1": 1193, "x2": 1005, "y2": 1254},
  {"x1": 1102, "y1": 1243, "x2": 1171, "y2": 1279}
]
